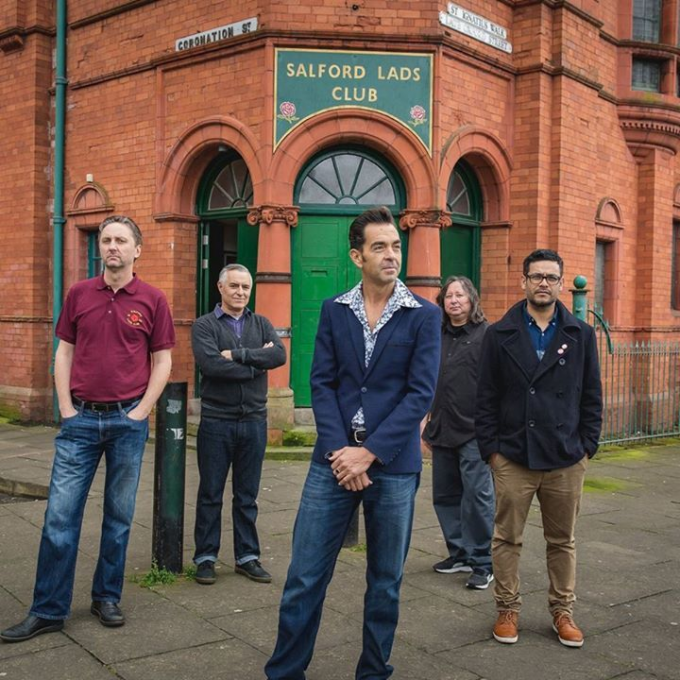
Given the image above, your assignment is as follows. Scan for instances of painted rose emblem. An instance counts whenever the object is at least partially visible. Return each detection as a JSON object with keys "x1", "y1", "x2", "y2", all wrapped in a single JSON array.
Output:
[
  {"x1": 126, "y1": 310, "x2": 143, "y2": 327},
  {"x1": 277, "y1": 101, "x2": 299, "y2": 124},
  {"x1": 408, "y1": 105, "x2": 427, "y2": 127}
]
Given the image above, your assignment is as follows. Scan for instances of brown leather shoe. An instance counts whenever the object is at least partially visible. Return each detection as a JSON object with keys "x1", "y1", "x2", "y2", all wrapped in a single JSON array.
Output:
[
  {"x1": 552, "y1": 612, "x2": 584, "y2": 648},
  {"x1": 493, "y1": 610, "x2": 519, "y2": 644}
]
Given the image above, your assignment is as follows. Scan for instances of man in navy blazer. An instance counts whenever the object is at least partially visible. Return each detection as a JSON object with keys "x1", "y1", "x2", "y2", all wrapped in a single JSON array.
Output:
[{"x1": 266, "y1": 207, "x2": 440, "y2": 680}]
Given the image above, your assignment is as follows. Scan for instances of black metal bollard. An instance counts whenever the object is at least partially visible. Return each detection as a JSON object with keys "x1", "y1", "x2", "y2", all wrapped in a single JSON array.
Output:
[
  {"x1": 343, "y1": 507, "x2": 360, "y2": 547},
  {"x1": 152, "y1": 382, "x2": 187, "y2": 573}
]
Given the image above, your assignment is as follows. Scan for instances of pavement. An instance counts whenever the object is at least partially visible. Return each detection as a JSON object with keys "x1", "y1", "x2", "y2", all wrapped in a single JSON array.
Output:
[{"x1": 0, "y1": 423, "x2": 678, "y2": 680}]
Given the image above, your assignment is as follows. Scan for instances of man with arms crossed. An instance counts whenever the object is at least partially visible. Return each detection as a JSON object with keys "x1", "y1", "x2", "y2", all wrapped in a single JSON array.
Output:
[
  {"x1": 191, "y1": 264, "x2": 286, "y2": 585},
  {"x1": 475, "y1": 249, "x2": 602, "y2": 648},
  {"x1": 265, "y1": 207, "x2": 440, "y2": 680},
  {"x1": 1, "y1": 215, "x2": 174, "y2": 641}
]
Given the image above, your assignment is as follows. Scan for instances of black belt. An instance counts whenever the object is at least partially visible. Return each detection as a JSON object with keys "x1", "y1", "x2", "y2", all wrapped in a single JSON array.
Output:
[
  {"x1": 72, "y1": 395, "x2": 142, "y2": 413},
  {"x1": 351, "y1": 428, "x2": 367, "y2": 444}
]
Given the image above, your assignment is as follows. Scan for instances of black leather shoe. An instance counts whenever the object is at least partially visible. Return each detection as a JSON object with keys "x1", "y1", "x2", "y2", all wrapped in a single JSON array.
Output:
[
  {"x1": 90, "y1": 601, "x2": 125, "y2": 627},
  {"x1": 1, "y1": 615, "x2": 64, "y2": 643},
  {"x1": 234, "y1": 559, "x2": 272, "y2": 583}
]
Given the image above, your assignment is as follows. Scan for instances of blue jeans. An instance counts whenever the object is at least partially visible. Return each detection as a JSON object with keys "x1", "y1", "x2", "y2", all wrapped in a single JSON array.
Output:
[
  {"x1": 432, "y1": 439, "x2": 494, "y2": 570},
  {"x1": 30, "y1": 401, "x2": 148, "y2": 620},
  {"x1": 193, "y1": 417, "x2": 267, "y2": 566},
  {"x1": 265, "y1": 462, "x2": 419, "y2": 680}
]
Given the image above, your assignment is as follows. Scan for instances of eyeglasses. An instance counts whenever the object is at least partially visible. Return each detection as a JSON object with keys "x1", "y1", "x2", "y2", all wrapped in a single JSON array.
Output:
[{"x1": 525, "y1": 273, "x2": 561, "y2": 285}]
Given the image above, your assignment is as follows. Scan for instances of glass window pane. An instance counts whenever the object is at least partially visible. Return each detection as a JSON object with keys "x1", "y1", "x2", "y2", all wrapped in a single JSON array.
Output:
[
  {"x1": 334, "y1": 153, "x2": 362, "y2": 196},
  {"x1": 595, "y1": 241, "x2": 606, "y2": 314},
  {"x1": 360, "y1": 178, "x2": 395, "y2": 205},
  {"x1": 447, "y1": 171, "x2": 472, "y2": 216},
  {"x1": 309, "y1": 159, "x2": 342, "y2": 199},
  {"x1": 299, "y1": 177, "x2": 338, "y2": 203},
  {"x1": 632, "y1": 58, "x2": 662, "y2": 91},
  {"x1": 207, "y1": 156, "x2": 254, "y2": 210},
  {"x1": 633, "y1": 0, "x2": 661, "y2": 42},
  {"x1": 298, "y1": 152, "x2": 398, "y2": 206}
]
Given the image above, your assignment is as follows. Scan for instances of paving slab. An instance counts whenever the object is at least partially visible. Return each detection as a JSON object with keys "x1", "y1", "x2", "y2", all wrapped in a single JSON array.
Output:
[
  {"x1": 0, "y1": 423, "x2": 679, "y2": 680},
  {"x1": 0, "y1": 643, "x2": 119, "y2": 680}
]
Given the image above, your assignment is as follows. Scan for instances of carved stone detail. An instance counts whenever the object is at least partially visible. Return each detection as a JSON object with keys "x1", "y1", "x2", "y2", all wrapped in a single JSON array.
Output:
[
  {"x1": 0, "y1": 31, "x2": 25, "y2": 53},
  {"x1": 399, "y1": 209, "x2": 452, "y2": 230},
  {"x1": 618, "y1": 104, "x2": 680, "y2": 156},
  {"x1": 247, "y1": 205, "x2": 299, "y2": 228}
]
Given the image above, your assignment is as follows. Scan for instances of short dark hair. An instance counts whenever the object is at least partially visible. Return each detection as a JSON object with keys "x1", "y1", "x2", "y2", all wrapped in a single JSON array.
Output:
[
  {"x1": 99, "y1": 215, "x2": 143, "y2": 246},
  {"x1": 436, "y1": 275, "x2": 486, "y2": 326},
  {"x1": 523, "y1": 249, "x2": 563, "y2": 276},
  {"x1": 349, "y1": 207, "x2": 396, "y2": 251}
]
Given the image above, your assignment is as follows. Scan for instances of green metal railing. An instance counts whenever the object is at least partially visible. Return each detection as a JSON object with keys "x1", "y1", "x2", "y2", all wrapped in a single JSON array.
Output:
[
  {"x1": 594, "y1": 321, "x2": 680, "y2": 445},
  {"x1": 572, "y1": 276, "x2": 680, "y2": 445}
]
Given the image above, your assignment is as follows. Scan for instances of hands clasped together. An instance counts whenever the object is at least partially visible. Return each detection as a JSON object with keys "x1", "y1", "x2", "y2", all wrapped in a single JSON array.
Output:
[{"x1": 328, "y1": 446, "x2": 377, "y2": 492}]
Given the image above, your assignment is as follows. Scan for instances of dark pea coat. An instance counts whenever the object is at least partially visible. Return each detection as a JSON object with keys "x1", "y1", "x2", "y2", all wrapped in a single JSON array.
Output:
[{"x1": 475, "y1": 300, "x2": 602, "y2": 470}]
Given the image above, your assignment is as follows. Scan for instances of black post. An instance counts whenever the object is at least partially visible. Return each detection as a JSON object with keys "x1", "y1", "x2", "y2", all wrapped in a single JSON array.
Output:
[
  {"x1": 343, "y1": 508, "x2": 359, "y2": 547},
  {"x1": 152, "y1": 382, "x2": 187, "y2": 573}
]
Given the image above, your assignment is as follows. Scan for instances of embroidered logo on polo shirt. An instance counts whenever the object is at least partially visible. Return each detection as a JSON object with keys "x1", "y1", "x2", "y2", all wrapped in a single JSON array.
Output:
[{"x1": 126, "y1": 310, "x2": 144, "y2": 327}]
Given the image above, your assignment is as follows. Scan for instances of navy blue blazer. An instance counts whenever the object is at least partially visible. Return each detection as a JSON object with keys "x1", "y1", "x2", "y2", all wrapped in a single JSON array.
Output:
[{"x1": 310, "y1": 292, "x2": 441, "y2": 474}]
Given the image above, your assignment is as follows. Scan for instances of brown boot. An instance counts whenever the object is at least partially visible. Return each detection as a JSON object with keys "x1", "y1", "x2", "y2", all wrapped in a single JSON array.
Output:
[
  {"x1": 493, "y1": 610, "x2": 519, "y2": 644},
  {"x1": 552, "y1": 612, "x2": 584, "y2": 648}
]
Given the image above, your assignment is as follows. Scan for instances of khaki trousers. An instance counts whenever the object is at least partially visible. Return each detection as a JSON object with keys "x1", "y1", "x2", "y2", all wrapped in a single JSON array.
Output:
[{"x1": 491, "y1": 453, "x2": 588, "y2": 615}]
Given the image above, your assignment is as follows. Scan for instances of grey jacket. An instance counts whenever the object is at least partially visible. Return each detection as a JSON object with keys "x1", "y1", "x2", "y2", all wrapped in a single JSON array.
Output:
[{"x1": 192, "y1": 309, "x2": 286, "y2": 420}]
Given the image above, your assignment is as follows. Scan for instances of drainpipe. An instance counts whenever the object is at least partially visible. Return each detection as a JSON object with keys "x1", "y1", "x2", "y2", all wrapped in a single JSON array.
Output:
[{"x1": 52, "y1": 0, "x2": 67, "y2": 421}]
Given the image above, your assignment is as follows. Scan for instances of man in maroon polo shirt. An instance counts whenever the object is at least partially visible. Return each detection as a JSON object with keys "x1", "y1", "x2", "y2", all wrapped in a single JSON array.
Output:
[{"x1": 1, "y1": 215, "x2": 175, "y2": 643}]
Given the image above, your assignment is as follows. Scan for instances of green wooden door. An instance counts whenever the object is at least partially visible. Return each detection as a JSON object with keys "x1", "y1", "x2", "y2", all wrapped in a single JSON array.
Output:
[
  {"x1": 291, "y1": 147, "x2": 406, "y2": 407},
  {"x1": 441, "y1": 160, "x2": 482, "y2": 289},
  {"x1": 291, "y1": 215, "x2": 357, "y2": 407}
]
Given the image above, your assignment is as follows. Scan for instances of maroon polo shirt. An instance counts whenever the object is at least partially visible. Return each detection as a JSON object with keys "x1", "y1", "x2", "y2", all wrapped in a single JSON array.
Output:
[{"x1": 56, "y1": 274, "x2": 175, "y2": 402}]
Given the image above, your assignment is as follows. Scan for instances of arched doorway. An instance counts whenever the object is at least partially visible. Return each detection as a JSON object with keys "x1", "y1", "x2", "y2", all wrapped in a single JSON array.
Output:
[
  {"x1": 195, "y1": 152, "x2": 258, "y2": 316},
  {"x1": 441, "y1": 160, "x2": 482, "y2": 288},
  {"x1": 291, "y1": 147, "x2": 406, "y2": 406}
]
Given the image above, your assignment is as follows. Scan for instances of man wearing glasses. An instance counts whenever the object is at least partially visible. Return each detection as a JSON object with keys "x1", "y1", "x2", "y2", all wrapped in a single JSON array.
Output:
[{"x1": 475, "y1": 249, "x2": 602, "y2": 648}]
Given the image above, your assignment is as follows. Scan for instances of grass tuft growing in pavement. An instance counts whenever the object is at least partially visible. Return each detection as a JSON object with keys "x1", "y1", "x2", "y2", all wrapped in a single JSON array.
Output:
[
  {"x1": 131, "y1": 561, "x2": 177, "y2": 588},
  {"x1": 130, "y1": 561, "x2": 199, "y2": 588},
  {"x1": 346, "y1": 543, "x2": 367, "y2": 554},
  {"x1": 583, "y1": 476, "x2": 629, "y2": 493}
]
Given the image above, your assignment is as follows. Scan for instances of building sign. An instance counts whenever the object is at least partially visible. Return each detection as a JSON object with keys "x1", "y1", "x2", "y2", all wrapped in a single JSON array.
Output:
[
  {"x1": 175, "y1": 17, "x2": 258, "y2": 52},
  {"x1": 274, "y1": 49, "x2": 433, "y2": 154},
  {"x1": 439, "y1": 3, "x2": 512, "y2": 54}
]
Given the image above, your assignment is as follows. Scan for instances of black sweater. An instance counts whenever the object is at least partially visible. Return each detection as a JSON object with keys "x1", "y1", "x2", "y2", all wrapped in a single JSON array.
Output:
[{"x1": 191, "y1": 310, "x2": 286, "y2": 420}]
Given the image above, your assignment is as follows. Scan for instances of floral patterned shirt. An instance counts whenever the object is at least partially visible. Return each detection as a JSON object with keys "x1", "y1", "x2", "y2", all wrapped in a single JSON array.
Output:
[{"x1": 335, "y1": 279, "x2": 421, "y2": 428}]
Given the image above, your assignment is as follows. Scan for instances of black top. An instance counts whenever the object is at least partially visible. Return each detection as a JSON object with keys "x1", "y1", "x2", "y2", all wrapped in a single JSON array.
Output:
[
  {"x1": 423, "y1": 320, "x2": 488, "y2": 449},
  {"x1": 475, "y1": 300, "x2": 602, "y2": 470},
  {"x1": 192, "y1": 311, "x2": 286, "y2": 421}
]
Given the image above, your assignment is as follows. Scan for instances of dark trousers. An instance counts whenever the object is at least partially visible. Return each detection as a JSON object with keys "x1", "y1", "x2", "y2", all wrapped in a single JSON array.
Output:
[
  {"x1": 193, "y1": 417, "x2": 267, "y2": 566},
  {"x1": 432, "y1": 439, "x2": 494, "y2": 570}
]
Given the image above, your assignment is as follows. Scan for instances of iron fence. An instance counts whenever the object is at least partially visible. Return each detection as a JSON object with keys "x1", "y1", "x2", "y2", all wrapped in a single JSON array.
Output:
[{"x1": 595, "y1": 320, "x2": 680, "y2": 445}]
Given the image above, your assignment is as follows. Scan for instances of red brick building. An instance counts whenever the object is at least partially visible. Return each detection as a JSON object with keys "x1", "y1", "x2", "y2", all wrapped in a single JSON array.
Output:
[{"x1": 2, "y1": 0, "x2": 680, "y2": 433}]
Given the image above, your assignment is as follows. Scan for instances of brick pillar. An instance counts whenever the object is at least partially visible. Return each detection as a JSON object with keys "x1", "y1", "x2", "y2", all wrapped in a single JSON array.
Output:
[
  {"x1": 634, "y1": 147, "x2": 675, "y2": 329},
  {"x1": 399, "y1": 209, "x2": 450, "y2": 302},
  {"x1": 247, "y1": 204, "x2": 298, "y2": 437},
  {"x1": 149, "y1": 216, "x2": 200, "y2": 400}
]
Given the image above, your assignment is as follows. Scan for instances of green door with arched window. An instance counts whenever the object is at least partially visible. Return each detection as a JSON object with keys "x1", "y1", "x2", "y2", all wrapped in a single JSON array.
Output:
[
  {"x1": 292, "y1": 148, "x2": 406, "y2": 406},
  {"x1": 196, "y1": 153, "x2": 258, "y2": 317},
  {"x1": 441, "y1": 160, "x2": 482, "y2": 289}
]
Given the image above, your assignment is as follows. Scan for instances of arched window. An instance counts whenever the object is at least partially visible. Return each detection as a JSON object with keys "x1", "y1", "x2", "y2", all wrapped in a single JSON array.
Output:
[
  {"x1": 441, "y1": 160, "x2": 482, "y2": 287},
  {"x1": 296, "y1": 150, "x2": 400, "y2": 208},
  {"x1": 195, "y1": 152, "x2": 258, "y2": 320},
  {"x1": 205, "y1": 155, "x2": 254, "y2": 211}
]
